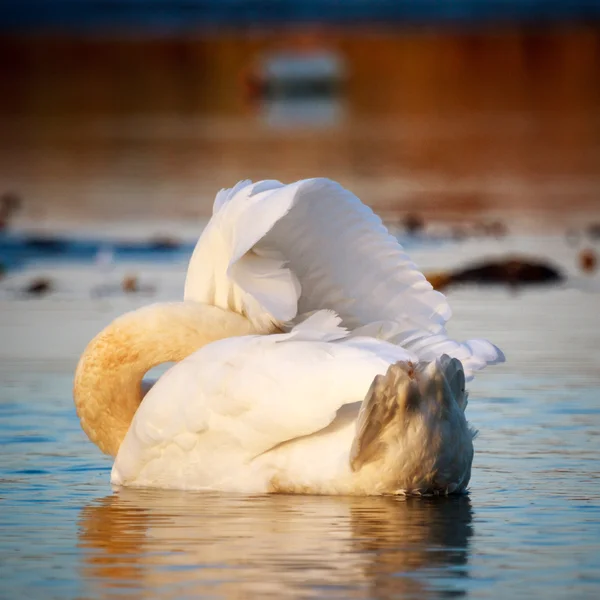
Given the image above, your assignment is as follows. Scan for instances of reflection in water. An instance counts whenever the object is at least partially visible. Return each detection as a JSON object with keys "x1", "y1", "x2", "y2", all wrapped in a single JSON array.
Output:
[
  {"x1": 78, "y1": 490, "x2": 472, "y2": 598},
  {"x1": 1, "y1": 27, "x2": 598, "y2": 226}
]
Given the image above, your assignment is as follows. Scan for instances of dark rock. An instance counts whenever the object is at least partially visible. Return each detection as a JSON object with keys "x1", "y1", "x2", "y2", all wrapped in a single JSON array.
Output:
[
  {"x1": 122, "y1": 275, "x2": 139, "y2": 293},
  {"x1": 23, "y1": 277, "x2": 53, "y2": 296},
  {"x1": 426, "y1": 256, "x2": 563, "y2": 291},
  {"x1": 24, "y1": 236, "x2": 68, "y2": 253},
  {"x1": 453, "y1": 258, "x2": 563, "y2": 286},
  {"x1": 587, "y1": 223, "x2": 600, "y2": 240},
  {"x1": 485, "y1": 220, "x2": 508, "y2": 239},
  {"x1": 122, "y1": 274, "x2": 155, "y2": 295},
  {"x1": 0, "y1": 191, "x2": 23, "y2": 231},
  {"x1": 579, "y1": 248, "x2": 597, "y2": 274},
  {"x1": 1, "y1": 191, "x2": 22, "y2": 212},
  {"x1": 148, "y1": 235, "x2": 181, "y2": 251},
  {"x1": 91, "y1": 275, "x2": 155, "y2": 298},
  {"x1": 402, "y1": 213, "x2": 425, "y2": 235}
]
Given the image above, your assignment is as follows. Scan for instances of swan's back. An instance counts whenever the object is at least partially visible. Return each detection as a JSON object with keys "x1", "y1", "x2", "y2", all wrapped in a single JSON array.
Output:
[{"x1": 110, "y1": 312, "x2": 475, "y2": 494}]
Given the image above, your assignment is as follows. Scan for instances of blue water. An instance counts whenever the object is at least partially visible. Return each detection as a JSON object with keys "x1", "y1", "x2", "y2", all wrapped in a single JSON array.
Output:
[
  {"x1": 0, "y1": 231, "x2": 195, "y2": 273},
  {"x1": 1, "y1": 242, "x2": 600, "y2": 599}
]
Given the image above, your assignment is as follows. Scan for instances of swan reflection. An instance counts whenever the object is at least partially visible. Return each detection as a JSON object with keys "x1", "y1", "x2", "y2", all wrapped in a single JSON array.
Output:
[{"x1": 78, "y1": 489, "x2": 473, "y2": 598}]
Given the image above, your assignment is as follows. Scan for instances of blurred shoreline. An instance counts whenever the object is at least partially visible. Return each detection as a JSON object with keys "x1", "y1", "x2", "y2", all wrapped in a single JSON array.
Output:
[{"x1": 1, "y1": 25, "x2": 599, "y2": 230}]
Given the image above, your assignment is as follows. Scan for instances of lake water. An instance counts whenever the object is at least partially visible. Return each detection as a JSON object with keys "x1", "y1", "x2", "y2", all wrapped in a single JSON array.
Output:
[
  {"x1": 3, "y1": 26, "x2": 600, "y2": 231},
  {"x1": 1, "y1": 232, "x2": 600, "y2": 599},
  {"x1": 2, "y1": 24, "x2": 600, "y2": 597}
]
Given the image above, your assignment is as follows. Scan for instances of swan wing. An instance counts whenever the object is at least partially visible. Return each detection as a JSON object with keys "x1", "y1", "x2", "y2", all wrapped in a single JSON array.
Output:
[
  {"x1": 184, "y1": 178, "x2": 503, "y2": 376},
  {"x1": 184, "y1": 179, "x2": 301, "y2": 330},
  {"x1": 184, "y1": 178, "x2": 449, "y2": 333},
  {"x1": 258, "y1": 178, "x2": 503, "y2": 376},
  {"x1": 262, "y1": 178, "x2": 451, "y2": 333},
  {"x1": 111, "y1": 313, "x2": 415, "y2": 488},
  {"x1": 349, "y1": 321, "x2": 504, "y2": 381}
]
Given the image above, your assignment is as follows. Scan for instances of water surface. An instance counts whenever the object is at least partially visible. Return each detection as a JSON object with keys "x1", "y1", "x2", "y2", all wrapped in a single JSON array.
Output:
[
  {"x1": 1, "y1": 26, "x2": 600, "y2": 595},
  {"x1": 1, "y1": 234, "x2": 600, "y2": 599}
]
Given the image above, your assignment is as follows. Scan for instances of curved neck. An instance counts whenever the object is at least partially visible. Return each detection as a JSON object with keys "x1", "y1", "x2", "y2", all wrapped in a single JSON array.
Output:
[{"x1": 73, "y1": 302, "x2": 261, "y2": 456}]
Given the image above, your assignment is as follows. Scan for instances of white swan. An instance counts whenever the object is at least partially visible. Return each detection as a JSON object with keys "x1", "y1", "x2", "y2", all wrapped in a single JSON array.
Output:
[{"x1": 74, "y1": 178, "x2": 503, "y2": 494}]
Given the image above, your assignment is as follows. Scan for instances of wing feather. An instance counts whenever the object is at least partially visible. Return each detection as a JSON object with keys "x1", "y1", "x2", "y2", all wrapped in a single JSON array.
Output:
[
  {"x1": 185, "y1": 177, "x2": 503, "y2": 376},
  {"x1": 262, "y1": 178, "x2": 451, "y2": 331},
  {"x1": 184, "y1": 179, "x2": 299, "y2": 329}
]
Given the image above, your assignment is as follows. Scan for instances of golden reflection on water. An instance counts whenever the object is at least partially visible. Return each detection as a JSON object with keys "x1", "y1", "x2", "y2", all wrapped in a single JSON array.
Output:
[
  {"x1": 1, "y1": 26, "x2": 599, "y2": 226},
  {"x1": 78, "y1": 490, "x2": 472, "y2": 598}
]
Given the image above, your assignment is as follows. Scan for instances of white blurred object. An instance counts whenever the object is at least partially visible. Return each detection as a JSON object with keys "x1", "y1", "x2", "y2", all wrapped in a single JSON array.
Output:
[{"x1": 95, "y1": 244, "x2": 115, "y2": 272}]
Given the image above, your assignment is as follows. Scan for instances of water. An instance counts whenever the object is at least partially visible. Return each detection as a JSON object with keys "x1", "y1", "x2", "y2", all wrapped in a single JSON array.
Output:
[
  {"x1": 1, "y1": 233, "x2": 600, "y2": 599},
  {"x1": 3, "y1": 27, "x2": 600, "y2": 230},
  {"x1": 2, "y1": 24, "x2": 600, "y2": 598}
]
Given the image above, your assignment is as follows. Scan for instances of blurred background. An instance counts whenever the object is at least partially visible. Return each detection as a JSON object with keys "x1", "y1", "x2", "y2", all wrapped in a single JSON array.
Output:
[
  {"x1": 1, "y1": 0, "x2": 599, "y2": 235},
  {"x1": 2, "y1": 4, "x2": 600, "y2": 599}
]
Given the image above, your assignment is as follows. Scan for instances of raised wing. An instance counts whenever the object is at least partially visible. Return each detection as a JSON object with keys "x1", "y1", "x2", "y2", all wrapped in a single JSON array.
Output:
[
  {"x1": 111, "y1": 313, "x2": 415, "y2": 488},
  {"x1": 184, "y1": 178, "x2": 448, "y2": 332},
  {"x1": 262, "y1": 178, "x2": 451, "y2": 333},
  {"x1": 184, "y1": 178, "x2": 503, "y2": 376},
  {"x1": 349, "y1": 320, "x2": 504, "y2": 381},
  {"x1": 184, "y1": 179, "x2": 300, "y2": 331}
]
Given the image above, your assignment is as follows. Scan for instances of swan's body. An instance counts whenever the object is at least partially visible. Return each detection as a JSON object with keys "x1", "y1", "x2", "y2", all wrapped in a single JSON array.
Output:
[
  {"x1": 108, "y1": 311, "x2": 474, "y2": 495},
  {"x1": 74, "y1": 178, "x2": 503, "y2": 495}
]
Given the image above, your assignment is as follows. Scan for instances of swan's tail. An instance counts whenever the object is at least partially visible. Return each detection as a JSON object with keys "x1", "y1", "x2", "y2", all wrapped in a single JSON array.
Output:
[
  {"x1": 350, "y1": 321, "x2": 504, "y2": 381},
  {"x1": 349, "y1": 356, "x2": 475, "y2": 495}
]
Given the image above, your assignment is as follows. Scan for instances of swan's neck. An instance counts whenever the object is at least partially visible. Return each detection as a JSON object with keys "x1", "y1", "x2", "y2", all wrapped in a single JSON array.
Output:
[{"x1": 73, "y1": 302, "x2": 262, "y2": 456}]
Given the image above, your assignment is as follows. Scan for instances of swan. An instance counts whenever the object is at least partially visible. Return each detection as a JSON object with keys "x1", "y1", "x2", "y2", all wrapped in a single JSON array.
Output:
[
  {"x1": 80, "y1": 310, "x2": 475, "y2": 494},
  {"x1": 74, "y1": 178, "x2": 503, "y2": 494}
]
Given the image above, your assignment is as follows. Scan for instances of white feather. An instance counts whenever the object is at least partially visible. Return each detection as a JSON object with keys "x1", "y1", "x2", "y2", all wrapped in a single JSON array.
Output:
[
  {"x1": 184, "y1": 179, "x2": 299, "y2": 329},
  {"x1": 185, "y1": 177, "x2": 503, "y2": 377},
  {"x1": 284, "y1": 310, "x2": 348, "y2": 342}
]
